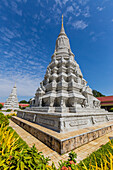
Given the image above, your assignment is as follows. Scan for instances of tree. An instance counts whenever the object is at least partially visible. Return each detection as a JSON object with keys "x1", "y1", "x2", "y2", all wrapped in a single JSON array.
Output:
[
  {"x1": 19, "y1": 100, "x2": 28, "y2": 104},
  {"x1": 0, "y1": 103, "x2": 3, "y2": 109},
  {"x1": 28, "y1": 98, "x2": 32, "y2": 104},
  {"x1": 93, "y1": 90, "x2": 105, "y2": 97}
]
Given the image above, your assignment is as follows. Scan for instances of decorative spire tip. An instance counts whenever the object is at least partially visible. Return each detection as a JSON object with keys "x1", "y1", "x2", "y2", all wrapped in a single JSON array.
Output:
[{"x1": 62, "y1": 14, "x2": 63, "y2": 28}]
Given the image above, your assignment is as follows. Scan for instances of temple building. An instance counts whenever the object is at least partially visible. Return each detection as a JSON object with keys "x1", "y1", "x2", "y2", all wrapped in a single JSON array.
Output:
[
  {"x1": 16, "y1": 15, "x2": 112, "y2": 133},
  {"x1": 3, "y1": 83, "x2": 19, "y2": 110},
  {"x1": 97, "y1": 96, "x2": 113, "y2": 111},
  {"x1": 11, "y1": 16, "x2": 113, "y2": 154}
]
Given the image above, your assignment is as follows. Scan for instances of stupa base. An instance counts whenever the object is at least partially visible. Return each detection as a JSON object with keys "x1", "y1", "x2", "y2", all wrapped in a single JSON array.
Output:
[
  {"x1": 17, "y1": 108, "x2": 112, "y2": 133},
  {"x1": 11, "y1": 116, "x2": 113, "y2": 154}
]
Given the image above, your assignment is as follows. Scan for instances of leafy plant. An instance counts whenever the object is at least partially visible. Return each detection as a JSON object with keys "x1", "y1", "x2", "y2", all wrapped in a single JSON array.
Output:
[
  {"x1": 110, "y1": 108, "x2": 113, "y2": 112},
  {"x1": 76, "y1": 139, "x2": 113, "y2": 169},
  {"x1": 0, "y1": 112, "x2": 9, "y2": 127},
  {"x1": 6, "y1": 113, "x2": 17, "y2": 119},
  {"x1": 0, "y1": 103, "x2": 3, "y2": 109},
  {"x1": 68, "y1": 151, "x2": 77, "y2": 163},
  {"x1": 59, "y1": 151, "x2": 77, "y2": 170},
  {"x1": 0, "y1": 124, "x2": 56, "y2": 170},
  {"x1": 6, "y1": 109, "x2": 12, "y2": 112}
]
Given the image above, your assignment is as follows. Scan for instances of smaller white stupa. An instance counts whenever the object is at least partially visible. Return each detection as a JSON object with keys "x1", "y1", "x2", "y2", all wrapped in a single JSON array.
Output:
[{"x1": 3, "y1": 83, "x2": 19, "y2": 110}]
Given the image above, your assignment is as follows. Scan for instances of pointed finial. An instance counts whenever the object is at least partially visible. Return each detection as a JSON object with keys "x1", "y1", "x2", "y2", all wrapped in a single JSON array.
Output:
[
  {"x1": 62, "y1": 14, "x2": 63, "y2": 28},
  {"x1": 59, "y1": 14, "x2": 66, "y2": 36},
  {"x1": 14, "y1": 81, "x2": 16, "y2": 88}
]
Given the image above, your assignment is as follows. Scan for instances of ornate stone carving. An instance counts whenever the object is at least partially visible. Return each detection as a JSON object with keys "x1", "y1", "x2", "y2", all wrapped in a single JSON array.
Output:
[
  {"x1": 69, "y1": 120, "x2": 88, "y2": 127},
  {"x1": 91, "y1": 116, "x2": 96, "y2": 124},
  {"x1": 82, "y1": 99, "x2": 88, "y2": 108},
  {"x1": 33, "y1": 114, "x2": 36, "y2": 122},
  {"x1": 39, "y1": 118, "x2": 54, "y2": 126}
]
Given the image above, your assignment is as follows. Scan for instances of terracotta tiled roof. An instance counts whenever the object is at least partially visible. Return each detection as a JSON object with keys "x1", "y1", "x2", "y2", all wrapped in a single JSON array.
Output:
[
  {"x1": 97, "y1": 96, "x2": 113, "y2": 102},
  {"x1": 0, "y1": 103, "x2": 4, "y2": 106},
  {"x1": 0, "y1": 103, "x2": 29, "y2": 107},
  {"x1": 19, "y1": 104, "x2": 29, "y2": 107}
]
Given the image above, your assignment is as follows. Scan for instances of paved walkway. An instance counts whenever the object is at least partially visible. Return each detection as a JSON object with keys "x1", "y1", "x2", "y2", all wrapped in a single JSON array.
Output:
[{"x1": 10, "y1": 120, "x2": 113, "y2": 167}]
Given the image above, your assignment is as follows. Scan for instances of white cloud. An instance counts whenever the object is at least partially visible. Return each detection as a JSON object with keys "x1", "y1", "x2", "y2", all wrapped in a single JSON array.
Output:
[
  {"x1": 2, "y1": 0, "x2": 9, "y2": 7},
  {"x1": 23, "y1": 0, "x2": 27, "y2": 3},
  {"x1": 83, "y1": 6, "x2": 90, "y2": 17},
  {"x1": 97, "y1": 7, "x2": 104, "y2": 11},
  {"x1": 16, "y1": 0, "x2": 22, "y2": 2},
  {"x1": 1, "y1": 36, "x2": 11, "y2": 42},
  {"x1": 55, "y1": 0, "x2": 62, "y2": 7},
  {"x1": 11, "y1": 1, "x2": 22, "y2": 16},
  {"x1": 72, "y1": 20, "x2": 88, "y2": 30},
  {"x1": 89, "y1": 31, "x2": 94, "y2": 36},
  {"x1": 63, "y1": 0, "x2": 69, "y2": 5},
  {"x1": 111, "y1": 19, "x2": 113, "y2": 22},
  {"x1": 0, "y1": 75, "x2": 42, "y2": 99},
  {"x1": 1, "y1": 16, "x2": 7, "y2": 20},
  {"x1": 78, "y1": 0, "x2": 89, "y2": 5},
  {"x1": 90, "y1": 32, "x2": 105, "y2": 42},
  {"x1": 66, "y1": 6, "x2": 74, "y2": 13},
  {"x1": 45, "y1": 18, "x2": 51, "y2": 23}
]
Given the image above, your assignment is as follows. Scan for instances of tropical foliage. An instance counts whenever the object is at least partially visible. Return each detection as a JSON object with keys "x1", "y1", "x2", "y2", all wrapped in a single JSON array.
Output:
[
  {"x1": 1, "y1": 112, "x2": 113, "y2": 170},
  {"x1": 0, "y1": 112, "x2": 9, "y2": 127},
  {"x1": 0, "y1": 103, "x2": 3, "y2": 109},
  {"x1": 0, "y1": 112, "x2": 55, "y2": 170},
  {"x1": 93, "y1": 90, "x2": 105, "y2": 97},
  {"x1": 6, "y1": 113, "x2": 17, "y2": 119}
]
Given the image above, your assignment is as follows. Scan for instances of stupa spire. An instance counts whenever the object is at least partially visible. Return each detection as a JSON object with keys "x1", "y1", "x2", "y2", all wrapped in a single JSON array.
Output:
[
  {"x1": 59, "y1": 14, "x2": 66, "y2": 36},
  {"x1": 14, "y1": 81, "x2": 16, "y2": 88},
  {"x1": 2, "y1": 83, "x2": 19, "y2": 110},
  {"x1": 62, "y1": 14, "x2": 63, "y2": 27}
]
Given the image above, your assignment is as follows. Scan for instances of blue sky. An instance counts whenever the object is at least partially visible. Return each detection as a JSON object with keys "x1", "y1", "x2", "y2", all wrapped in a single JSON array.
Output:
[{"x1": 0, "y1": 0, "x2": 113, "y2": 102}]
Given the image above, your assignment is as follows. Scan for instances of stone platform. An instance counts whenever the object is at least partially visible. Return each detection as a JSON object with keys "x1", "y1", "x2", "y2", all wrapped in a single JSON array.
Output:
[
  {"x1": 17, "y1": 109, "x2": 112, "y2": 133},
  {"x1": 11, "y1": 116, "x2": 113, "y2": 154}
]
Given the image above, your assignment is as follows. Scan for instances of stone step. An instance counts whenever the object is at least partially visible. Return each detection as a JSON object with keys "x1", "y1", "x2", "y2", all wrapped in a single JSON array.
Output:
[{"x1": 11, "y1": 116, "x2": 113, "y2": 154}]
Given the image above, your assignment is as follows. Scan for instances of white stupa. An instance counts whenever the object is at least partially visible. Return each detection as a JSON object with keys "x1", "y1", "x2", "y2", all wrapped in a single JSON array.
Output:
[
  {"x1": 17, "y1": 16, "x2": 110, "y2": 133},
  {"x1": 3, "y1": 83, "x2": 19, "y2": 110},
  {"x1": 30, "y1": 15, "x2": 101, "y2": 112}
]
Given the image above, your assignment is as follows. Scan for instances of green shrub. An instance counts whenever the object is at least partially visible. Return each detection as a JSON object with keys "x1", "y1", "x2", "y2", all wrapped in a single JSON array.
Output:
[
  {"x1": 19, "y1": 105, "x2": 21, "y2": 108},
  {"x1": 58, "y1": 151, "x2": 77, "y2": 170},
  {"x1": 110, "y1": 107, "x2": 113, "y2": 112},
  {"x1": 6, "y1": 113, "x2": 17, "y2": 119},
  {"x1": 0, "y1": 112, "x2": 9, "y2": 127},
  {"x1": 0, "y1": 125, "x2": 56, "y2": 170},
  {"x1": 19, "y1": 100, "x2": 28, "y2": 104},
  {"x1": 0, "y1": 103, "x2": 3, "y2": 109},
  {"x1": 6, "y1": 109, "x2": 12, "y2": 112}
]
